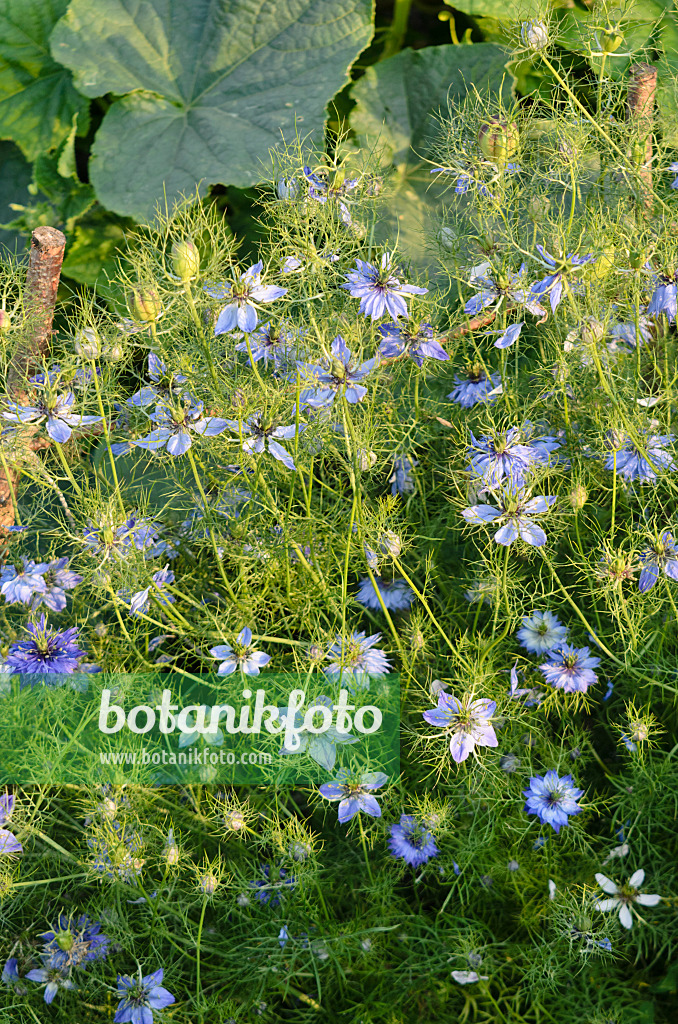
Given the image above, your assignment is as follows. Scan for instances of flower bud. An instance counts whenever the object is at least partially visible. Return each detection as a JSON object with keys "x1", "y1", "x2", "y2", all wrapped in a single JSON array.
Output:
[
  {"x1": 171, "y1": 239, "x2": 200, "y2": 281},
  {"x1": 129, "y1": 287, "x2": 162, "y2": 322},
  {"x1": 230, "y1": 388, "x2": 246, "y2": 411},
  {"x1": 569, "y1": 485, "x2": 588, "y2": 510},
  {"x1": 276, "y1": 177, "x2": 298, "y2": 200},
  {"x1": 357, "y1": 449, "x2": 377, "y2": 471},
  {"x1": 600, "y1": 27, "x2": 623, "y2": 53},
  {"x1": 592, "y1": 245, "x2": 615, "y2": 279},
  {"x1": 521, "y1": 19, "x2": 548, "y2": 51},
  {"x1": 104, "y1": 342, "x2": 125, "y2": 363},
  {"x1": 199, "y1": 872, "x2": 219, "y2": 896},
  {"x1": 378, "y1": 530, "x2": 402, "y2": 558},
  {"x1": 527, "y1": 194, "x2": 551, "y2": 223},
  {"x1": 478, "y1": 119, "x2": 519, "y2": 163},
  {"x1": 74, "y1": 327, "x2": 102, "y2": 359},
  {"x1": 0, "y1": 310, "x2": 11, "y2": 333},
  {"x1": 631, "y1": 139, "x2": 647, "y2": 168},
  {"x1": 223, "y1": 809, "x2": 246, "y2": 831}
]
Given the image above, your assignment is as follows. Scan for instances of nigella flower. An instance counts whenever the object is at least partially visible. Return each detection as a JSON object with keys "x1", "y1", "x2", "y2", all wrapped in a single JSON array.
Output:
[
  {"x1": 539, "y1": 643, "x2": 600, "y2": 693},
  {"x1": 1, "y1": 957, "x2": 22, "y2": 988},
  {"x1": 302, "y1": 165, "x2": 360, "y2": 225},
  {"x1": 209, "y1": 627, "x2": 271, "y2": 676},
  {"x1": 422, "y1": 692, "x2": 498, "y2": 763},
  {"x1": 377, "y1": 322, "x2": 447, "y2": 366},
  {"x1": 207, "y1": 261, "x2": 287, "y2": 334},
  {"x1": 355, "y1": 576, "x2": 415, "y2": 611},
  {"x1": 6, "y1": 615, "x2": 86, "y2": 676},
  {"x1": 319, "y1": 768, "x2": 388, "y2": 823},
  {"x1": 235, "y1": 321, "x2": 302, "y2": 371},
  {"x1": 324, "y1": 630, "x2": 391, "y2": 689},
  {"x1": 297, "y1": 335, "x2": 377, "y2": 409},
  {"x1": 0, "y1": 558, "x2": 48, "y2": 604},
  {"x1": 463, "y1": 261, "x2": 546, "y2": 317},
  {"x1": 517, "y1": 610, "x2": 569, "y2": 655},
  {"x1": 447, "y1": 365, "x2": 501, "y2": 408},
  {"x1": 467, "y1": 427, "x2": 560, "y2": 489},
  {"x1": 3, "y1": 387, "x2": 101, "y2": 443},
  {"x1": 523, "y1": 770, "x2": 584, "y2": 833},
  {"x1": 127, "y1": 353, "x2": 188, "y2": 408},
  {"x1": 249, "y1": 863, "x2": 296, "y2": 907},
  {"x1": 638, "y1": 531, "x2": 678, "y2": 592},
  {"x1": 25, "y1": 961, "x2": 76, "y2": 1004},
  {"x1": 132, "y1": 398, "x2": 230, "y2": 457},
  {"x1": 529, "y1": 245, "x2": 596, "y2": 312},
  {"x1": 604, "y1": 432, "x2": 676, "y2": 484},
  {"x1": 342, "y1": 251, "x2": 428, "y2": 321},
  {"x1": 221, "y1": 412, "x2": 303, "y2": 470},
  {"x1": 0, "y1": 794, "x2": 22, "y2": 855},
  {"x1": 30, "y1": 558, "x2": 82, "y2": 613},
  {"x1": 594, "y1": 869, "x2": 661, "y2": 929},
  {"x1": 279, "y1": 694, "x2": 358, "y2": 769},
  {"x1": 129, "y1": 566, "x2": 175, "y2": 616},
  {"x1": 608, "y1": 317, "x2": 652, "y2": 351},
  {"x1": 647, "y1": 270, "x2": 677, "y2": 323},
  {"x1": 38, "y1": 915, "x2": 110, "y2": 970},
  {"x1": 462, "y1": 490, "x2": 556, "y2": 547},
  {"x1": 388, "y1": 814, "x2": 439, "y2": 866},
  {"x1": 114, "y1": 968, "x2": 175, "y2": 1024},
  {"x1": 83, "y1": 512, "x2": 159, "y2": 561},
  {"x1": 508, "y1": 663, "x2": 543, "y2": 707},
  {"x1": 88, "y1": 823, "x2": 145, "y2": 881},
  {"x1": 389, "y1": 454, "x2": 418, "y2": 495}
]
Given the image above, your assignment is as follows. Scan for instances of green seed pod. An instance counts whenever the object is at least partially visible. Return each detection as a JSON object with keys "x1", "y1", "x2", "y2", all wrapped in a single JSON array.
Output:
[
  {"x1": 171, "y1": 238, "x2": 200, "y2": 281},
  {"x1": 569, "y1": 485, "x2": 588, "y2": 510},
  {"x1": 129, "y1": 287, "x2": 162, "y2": 322},
  {"x1": 631, "y1": 140, "x2": 646, "y2": 168},
  {"x1": 592, "y1": 245, "x2": 615, "y2": 280},
  {"x1": 521, "y1": 19, "x2": 548, "y2": 51},
  {"x1": 629, "y1": 248, "x2": 645, "y2": 269},
  {"x1": 478, "y1": 119, "x2": 519, "y2": 162},
  {"x1": 600, "y1": 27, "x2": 624, "y2": 54}
]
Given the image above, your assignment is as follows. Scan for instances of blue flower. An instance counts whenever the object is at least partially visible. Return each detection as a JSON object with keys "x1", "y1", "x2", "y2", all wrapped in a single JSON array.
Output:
[
  {"x1": 377, "y1": 322, "x2": 447, "y2": 366},
  {"x1": 30, "y1": 558, "x2": 82, "y2": 613},
  {"x1": 529, "y1": 245, "x2": 596, "y2": 312},
  {"x1": 302, "y1": 165, "x2": 360, "y2": 225},
  {"x1": 538, "y1": 643, "x2": 600, "y2": 693},
  {"x1": 132, "y1": 398, "x2": 230, "y2": 457},
  {"x1": 647, "y1": 272, "x2": 677, "y2": 322},
  {"x1": 128, "y1": 566, "x2": 176, "y2": 616},
  {"x1": 467, "y1": 427, "x2": 560, "y2": 489},
  {"x1": 7, "y1": 614, "x2": 86, "y2": 676},
  {"x1": 462, "y1": 490, "x2": 556, "y2": 547},
  {"x1": 608, "y1": 318, "x2": 652, "y2": 350},
  {"x1": 342, "y1": 251, "x2": 428, "y2": 321},
  {"x1": 83, "y1": 512, "x2": 160, "y2": 560},
  {"x1": 517, "y1": 611, "x2": 568, "y2": 655},
  {"x1": 508, "y1": 663, "x2": 543, "y2": 706},
  {"x1": 494, "y1": 321, "x2": 524, "y2": 349},
  {"x1": 1, "y1": 957, "x2": 20, "y2": 986},
  {"x1": 297, "y1": 335, "x2": 377, "y2": 408},
  {"x1": 88, "y1": 823, "x2": 144, "y2": 882},
  {"x1": 235, "y1": 321, "x2": 303, "y2": 371},
  {"x1": 249, "y1": 863, "x2": 296, "y2": 907},
  {"x1": 389, "y1": 454, "x2": 418, "y2": 494},
  {"x1": 3, "y1": 387, "x2": 101, "y2": 443},
  {"x1": 464, "y1": 262, "x2": 546, "y2": 317},
  {"x1": 447, "y1": 367, "x2": 501, "y2": 408},
  {"x1": 355, "y1": 576, "x2": 415, "y2": 611},
  {"x1": 0, "y1": 558, "x2": 49, "y2": 604},
  {"x1": 209, "y1": 627, "x2": 271, "y2": 676},
  {"x1": 388, "y1": 814, "x2": 439, "y2": 866},
  {"x1": 423, "y1": 692, "x2": 498, "y2": 763},
  {"x1": 638, "y1": 531, "x2": 678, "y2": 592},
  {"x1": 523, "y1": 770, "x2": 584, "y2": 833},
  {"x1": 319, "y1": 768, "x2": 388, "y2": 823},
  {"x1": 324, "y1": 630, "x2": 391, "y2": 689},
  {"x1": 604, "y1": 433, "x2": 676, "y2": 483},
  {"x1": 25, "y1": 962, "x2": 76, "y2": 1004},
  {"x1": 207, "y1": 261, "x2": 287, "y2": 334},
  {"x1": 220, "y1": 412, "x2": 302, "y2": 470},
  {"x1": 114, "y1": 968, "x2": 175, "y2": 1024},
  {"x1": 38, "y1": 915, "x2": 110, "y2": 971},
  {"x1": 0, "y1": 794, "x2": 22, "y2": 855},
  {"x1": 127, "y1": 353, "x2": 188, "y2": 408}
]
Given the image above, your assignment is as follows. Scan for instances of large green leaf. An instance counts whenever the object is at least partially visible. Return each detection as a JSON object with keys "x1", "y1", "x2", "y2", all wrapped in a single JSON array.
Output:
[
  {"x1": 350, "y1": 43, "x2": 513, "y2": 265},
  {"x1": 0, "y1": 141, "x2": 33, "y2": 253},
  {"x1": 51, "y1": 0, "x2": 375, "y2": 222},
  {"x1": 443, "y1": 0, "x2": 542, "y2": 18},
  {"x1": 0, "y1": 0, "x2": 88, "y2": 161}
]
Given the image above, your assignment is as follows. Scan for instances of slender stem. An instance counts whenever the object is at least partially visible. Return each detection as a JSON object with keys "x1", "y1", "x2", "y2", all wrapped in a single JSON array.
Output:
[
  {"x1": 183, "y1": 281, "x2": 221, "y2": 392},
  {"x1": 0, "y1": 445, "x2": 19, "y2": 523},
  {"x1": 186, "y1": 447, "x2": 243, "y2": 610},
  {"x1": 196, "y1": 896, "x2": 208, "y2": 1020},
  {"x1": 54, "y1": 441, "x2": 82, "y2": 496},
  {"x1": 90, "y1": 358, "x2": 125, "y2": 513}
]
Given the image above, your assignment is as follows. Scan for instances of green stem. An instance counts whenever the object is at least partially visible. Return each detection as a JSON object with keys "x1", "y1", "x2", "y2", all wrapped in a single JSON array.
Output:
[
  {"x1": 54, "y1": 442, "x2": 82, "y2": 496},
  {"x1": 381, "y1": 0, "x2": 412, "y2": 60},
  {"x1": 186, "y1": 447, "x2": 243, "y2": 610},
  {"x1": 90, "y1": 358, "x2": 125, "y2": 513},
  {"x1": 196, "y1": 896, "x2": 208, "y2": 1020},
  {"x1": 183, "y1": 281, "x2": 221, "y2": 392}
]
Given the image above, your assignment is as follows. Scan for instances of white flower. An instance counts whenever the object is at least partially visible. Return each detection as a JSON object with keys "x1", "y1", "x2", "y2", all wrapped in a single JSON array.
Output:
[
  {"x1": 520, "y1": 19, "x2": 548, "y2": 51},
  {"x1": 602, "y1": 842, "x2": 629, "y2": 865},
  {"x1": 451, "y1": 971, "x2": 489, "y2": 984},
  {"x1": 594, "y1": 869, "x2": 661, "y2": 929}
]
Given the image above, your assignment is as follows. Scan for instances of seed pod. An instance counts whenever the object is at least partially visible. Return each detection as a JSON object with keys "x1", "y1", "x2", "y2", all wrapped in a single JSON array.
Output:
[
  {"x1": 171, "y1": 239, "x2": 200, "y2": 281},
  {"x1": 478, "y1": 119, "x2": 519, "y2": 162},
  {"x1": 129, "y1": 287, "x2": 162, "y2": 322},
  {"x1": 569, "y1": 485, "x2": 588, "y2": 510},
  {"x1": 592, "y1": 246, "x2": 615, "y2": 279},
  {"x1": 600, "y1": 27, "x2": 624, "y2": 54},
  {"x1": 74, "y1": 327, "x2": 102, "y2": 359}
]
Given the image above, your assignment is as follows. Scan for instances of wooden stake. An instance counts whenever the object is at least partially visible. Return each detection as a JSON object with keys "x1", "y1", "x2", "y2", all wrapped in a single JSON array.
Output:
[{"x1": 627, "y1": 62, "x2": 657, "y2": 212}]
